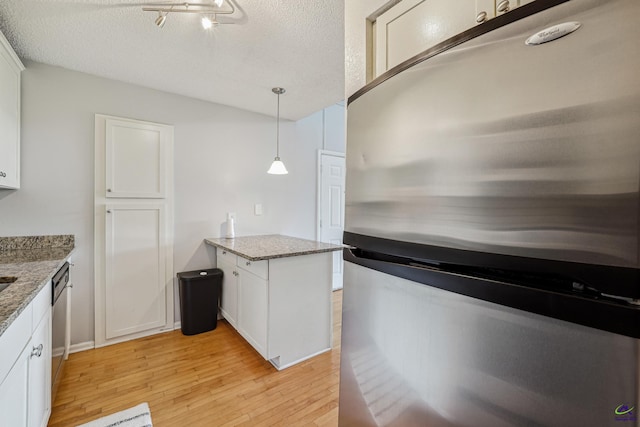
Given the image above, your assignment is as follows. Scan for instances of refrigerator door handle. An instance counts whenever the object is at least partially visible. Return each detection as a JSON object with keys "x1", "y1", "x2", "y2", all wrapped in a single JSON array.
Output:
[{"x1": 343, "y1": 247, "x2": 640, "y2": 339}]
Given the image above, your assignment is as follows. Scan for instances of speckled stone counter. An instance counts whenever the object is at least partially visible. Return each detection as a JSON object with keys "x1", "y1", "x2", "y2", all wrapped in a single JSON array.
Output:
[
  {"x1": 204, "y1": 234, "x2": 343, "y2": 261},
  {"x1": 0, "y1": 235, "x2": 75, "y2": 337}
]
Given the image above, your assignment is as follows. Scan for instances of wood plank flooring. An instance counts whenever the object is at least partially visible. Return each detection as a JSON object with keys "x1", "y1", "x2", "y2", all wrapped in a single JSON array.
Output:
[{"x1": 48, "y1": 290, "x2": 342, "y2": 426}]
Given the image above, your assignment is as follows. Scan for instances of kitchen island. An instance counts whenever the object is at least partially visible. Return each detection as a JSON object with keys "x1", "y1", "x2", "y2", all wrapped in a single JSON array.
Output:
[{"x1": 205, "y1": 235, "x2": 342, "y2": 370}]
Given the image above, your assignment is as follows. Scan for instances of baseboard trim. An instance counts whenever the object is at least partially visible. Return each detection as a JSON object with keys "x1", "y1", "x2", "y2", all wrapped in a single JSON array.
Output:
[
  {"x1": 269, "y1": 347, "x2": 332, "y2": 371},
  {"x1": 69, "y1": 341, "x2": 95, "y2": 354}
]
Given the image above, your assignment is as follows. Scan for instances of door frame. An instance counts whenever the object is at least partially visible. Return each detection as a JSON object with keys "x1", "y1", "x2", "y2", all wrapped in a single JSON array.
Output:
[
  {"x1": 317, "y1": 150, "x2": 346, "y2": 290},
  {"x1": 316, "y1": 150, "x2": 346, "y2": 240},
  {"x1": 94, "y1": 114, "x2": 174, "y2": 348}
]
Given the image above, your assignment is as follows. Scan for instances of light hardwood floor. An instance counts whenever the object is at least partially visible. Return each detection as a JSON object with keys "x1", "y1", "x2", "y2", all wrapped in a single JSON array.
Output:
[{"x1": 49, "y1": 290, "x2": 342, "y2": 426}]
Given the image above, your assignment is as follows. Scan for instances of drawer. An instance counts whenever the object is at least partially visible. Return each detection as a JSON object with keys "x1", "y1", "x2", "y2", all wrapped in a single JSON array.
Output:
[
  {"x1": 32, "y1": 280, "x2": 51, "y2": 326},
  {"x1": 0, "y1": 304, "x2": 32, "y2": 386},
  {"x1": 237, "y1": 256, "x2": 268, "y2": 280},
  {"x1": 217, "y1": 247, "x2": 237, "y2": 265}
]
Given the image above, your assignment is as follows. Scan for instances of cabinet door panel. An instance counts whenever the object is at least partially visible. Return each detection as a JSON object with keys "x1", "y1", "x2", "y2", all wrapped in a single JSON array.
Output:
[
  {"x1": 28, "y1": 311, "x2": 51, "y2": 427},
  {"x1": 217, "y1": 258, "x2": 238, "y2": 329},
  {"x1": 105, "y1": 205, "x2": 167, "y2": 339},
  {"x1": 376, "y1": 0, "x2": 481, "y2": 76},
  {"x1": 0, "y1": 39, "x2": 21, "y2": 189},
  {"x1": 238, "y1": 270, "x2": 268, "y2": 358},
  {"x1": 0, "y1": 342, "x2": 29, "y2": 427},
  {"x1": 105, "y1": 118, "x2": 168, "y2": 198},
  {"x1": 0, "y1": 304, "x2": 31, "y2": 385}
]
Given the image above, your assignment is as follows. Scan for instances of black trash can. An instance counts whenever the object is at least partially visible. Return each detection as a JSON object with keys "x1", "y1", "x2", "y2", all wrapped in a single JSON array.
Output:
[{"x1": 177, "y1": 268, "x2": 222, "y2": 335}]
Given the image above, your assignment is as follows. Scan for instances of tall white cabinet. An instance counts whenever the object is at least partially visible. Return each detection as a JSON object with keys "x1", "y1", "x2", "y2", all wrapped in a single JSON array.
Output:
[
  {"x1": 95, "y1": 115, "x2": 174, "y2": 347},
  {"x1": 0, "y1": 29, "x2": 24, "y2": 189},
  {"x1": 105, "y1": 205, "x2": 167, "y2": 339}
]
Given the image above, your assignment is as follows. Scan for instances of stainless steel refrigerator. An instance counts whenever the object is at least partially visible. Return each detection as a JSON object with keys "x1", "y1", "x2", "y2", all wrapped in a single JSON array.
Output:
[{"x1": 339, "y1": 0, "x2": 640, "y2": 426}]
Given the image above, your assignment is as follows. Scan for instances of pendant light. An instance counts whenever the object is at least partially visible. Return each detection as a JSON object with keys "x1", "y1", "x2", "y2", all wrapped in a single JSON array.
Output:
[{"x1": 267, "y1": 87, "x2": 288, "y2": 175}]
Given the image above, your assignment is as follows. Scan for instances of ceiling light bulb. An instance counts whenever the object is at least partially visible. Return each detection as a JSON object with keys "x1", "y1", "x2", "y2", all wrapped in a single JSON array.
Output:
[
  {"x1": 201, "y1": 16, "x2": 213, "y2": 29},
  {"x1": 214, "y1": 0, "x2": 224, "y2": 7},
  {"x1": 155, "y1": 12, "x2": 167, "y2": 28}
]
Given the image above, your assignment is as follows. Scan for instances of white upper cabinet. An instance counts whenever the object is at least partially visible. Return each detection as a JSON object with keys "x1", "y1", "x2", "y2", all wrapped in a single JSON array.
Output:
[
  {"x1": 105, "y1": 118, "x2": 169, "y2": 198},
  {"x1": 0, "y1": 29, "x2": 24, "y2": 190},
  {"x1": 375, "y1": 0, "x2": 485, "y2": 76},
  {"x1": 496, "y1": 0, "x2": 533, "y2": 16},
  {"x1": 374, "y1": 0, "x2": 534, "y2": 77}
]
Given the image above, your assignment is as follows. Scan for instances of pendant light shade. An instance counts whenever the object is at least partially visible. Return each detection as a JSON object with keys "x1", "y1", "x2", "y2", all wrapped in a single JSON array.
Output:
[
  {"x1": 267, "y1": 158, "x2": 288, "y2": 174},
  {"x1": 268, "y1": 87, "x2": 288, "y2": 175}
]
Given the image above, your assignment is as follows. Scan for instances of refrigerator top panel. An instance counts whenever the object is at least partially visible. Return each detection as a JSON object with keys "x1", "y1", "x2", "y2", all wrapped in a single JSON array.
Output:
[{"x1": 346, "y1": 0, "x2": 640, "y2": 270}]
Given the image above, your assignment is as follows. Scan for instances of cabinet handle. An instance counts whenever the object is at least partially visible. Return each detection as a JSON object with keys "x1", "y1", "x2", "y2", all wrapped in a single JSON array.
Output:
[
  {"x1": 246, "y1": 261, "x2": 251, "y2": 266},
  {"x1": 0, "y1": 171, "x2": 6, "y2": 178},
  {"x1": 106, "y1": 210, "x2": 112, "y2": 213},
  {"x1": 476, "y1": 11, "x2": 487, "y2": 23},
  {"x1": 223, "y1": 250, "x2": 227, "y2": 255},
  {"x1": 497, "y1": 0, "x2": 510, "y2": 13},
  {"x1": 107, "y1": 188, "x2": 112, "y2": 192},
  {"x1": 30, "y1": 344, "x2": 43, "y2": 358}
]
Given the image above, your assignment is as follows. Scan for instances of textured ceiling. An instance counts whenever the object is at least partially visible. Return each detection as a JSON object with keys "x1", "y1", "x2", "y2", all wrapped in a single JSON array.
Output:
[{"x1": 0, "y1": 0, "x2": 345, "y2": 120}]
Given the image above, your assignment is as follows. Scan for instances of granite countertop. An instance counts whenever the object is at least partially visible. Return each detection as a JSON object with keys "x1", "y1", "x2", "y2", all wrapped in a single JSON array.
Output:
[
  {"x1": 205, "y1": 234, "x2": 343, "y2": 261},
  {"x1": 0, "y1": 235, "x2": 75, "y2": 337}
]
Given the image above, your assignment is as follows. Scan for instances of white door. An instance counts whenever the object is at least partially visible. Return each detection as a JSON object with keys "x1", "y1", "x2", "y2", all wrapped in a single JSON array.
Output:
[
  {"x1": 105, "y1": 205, "x2": 167, "y2": 339},
  {"x1": 105, "y1": 118, "x2": 168, "y2": 198},
  {"x1": 95, "y1": 115, "x2": 174, "y2": 347},
  {"x1": 375, "y1": 0, "x2": 492, "y2": 76},
  {"x1": 319, "y1": 152, "x2": 345, "y2": 290}
]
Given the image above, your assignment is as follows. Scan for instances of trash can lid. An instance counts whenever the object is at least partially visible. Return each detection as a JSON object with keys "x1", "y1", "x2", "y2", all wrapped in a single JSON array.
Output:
[{"x1": 177, "y1": 268, "x2": 223, "y2": 281}]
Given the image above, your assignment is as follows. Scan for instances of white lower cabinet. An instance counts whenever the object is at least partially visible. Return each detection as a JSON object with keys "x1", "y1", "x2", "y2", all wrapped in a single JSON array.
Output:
[
  {"x1": 29, "y1": 309, "x2": 51, "y2": 427},
  {"x1": 0, "y1": 281, "x2": 52, "y2": 427},
  {"x1": 216, "y1": 248, "x2": 332, "y2": 370},
  {"x1": 237, "y1": 268, "x2": 268, "y2": 358},
  {"x1": 0, "y1": 341, "x2": 29, "y2": 426},
  {"x1": 218, "y1": 251, "x2": 238, "y2": 329}
]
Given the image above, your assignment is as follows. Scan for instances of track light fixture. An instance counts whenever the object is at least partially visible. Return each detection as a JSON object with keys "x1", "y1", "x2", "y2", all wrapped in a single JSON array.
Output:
[
  {"x1": 143, "y1": 1, "x2": 236, "y2": 29},
  {"x1": 201, "y1": 15, "x2": 218, "y2": 29},
  {"x1": 155, "y1": 11, "x2": 167, "y2": 28}
]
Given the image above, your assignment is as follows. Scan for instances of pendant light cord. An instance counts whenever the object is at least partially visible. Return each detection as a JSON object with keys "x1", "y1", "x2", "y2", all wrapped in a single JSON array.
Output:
[{"x1": 276, "y1": 92, "x2": 280, "y2": 158}]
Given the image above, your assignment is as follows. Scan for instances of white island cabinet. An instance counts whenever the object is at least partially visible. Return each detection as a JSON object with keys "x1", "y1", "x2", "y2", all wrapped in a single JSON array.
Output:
[
  {"x1": 0, "y1": 29, "x2": 24, "y2": 189},
  {"x1": 206, "y1": 235, "x2": 343, "y2": 370}
]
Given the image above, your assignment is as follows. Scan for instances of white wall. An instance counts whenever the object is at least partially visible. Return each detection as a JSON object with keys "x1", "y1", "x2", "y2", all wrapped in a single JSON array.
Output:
[
  {"x1": 0, "y1": 61, "x2": 344, "y2": 346},
  {"x1": 345, "y1": 0, "x2": 390, "y2": 97}
]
